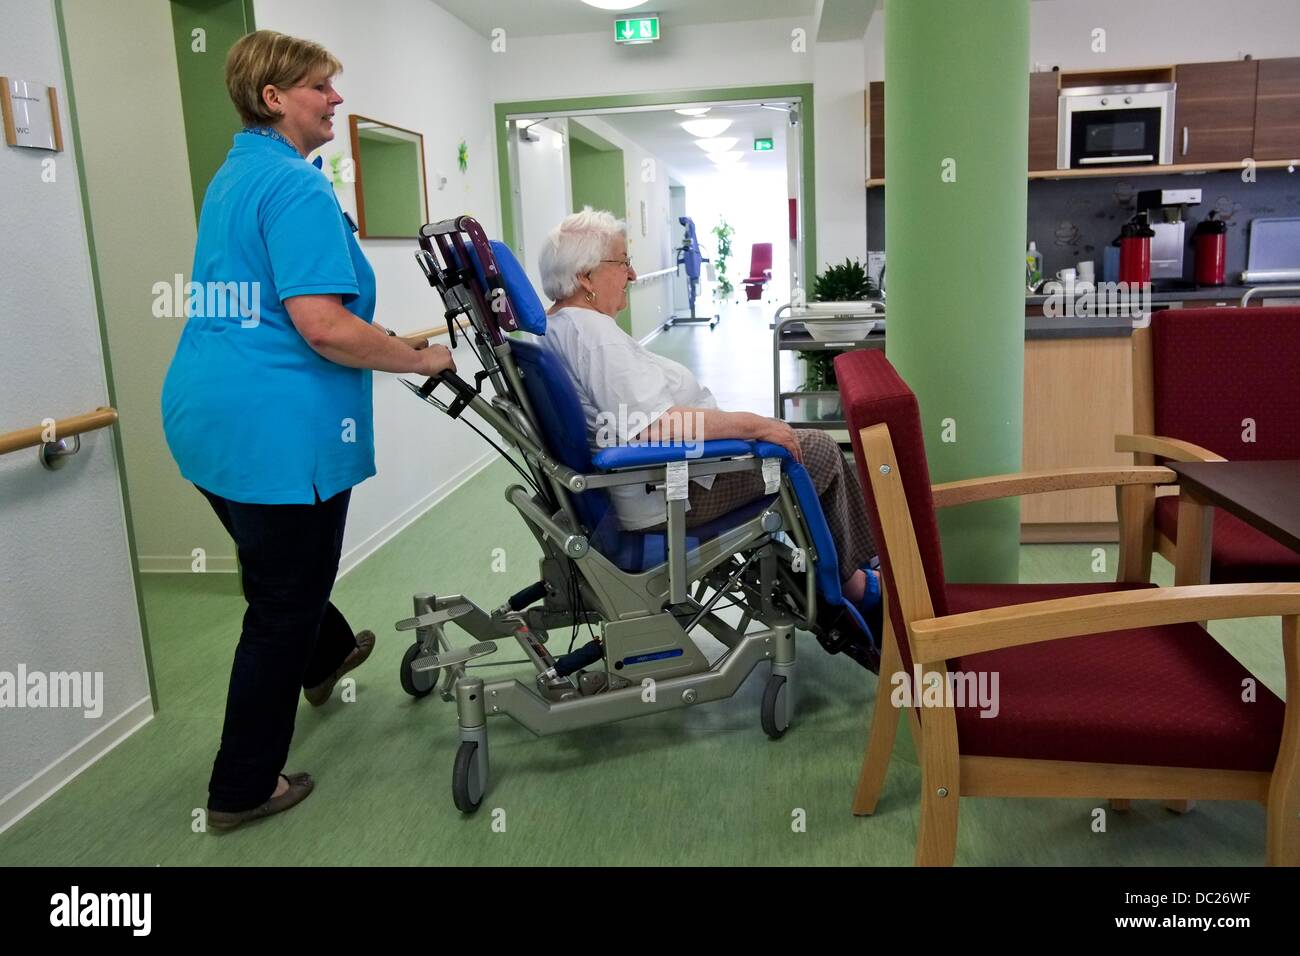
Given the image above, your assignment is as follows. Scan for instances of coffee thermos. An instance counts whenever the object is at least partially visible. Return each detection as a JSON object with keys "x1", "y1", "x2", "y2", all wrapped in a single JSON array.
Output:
[
  {"x1": 1118, "y1": 212, "x2": 1155, "y2": 285},
  {"x1": 1193, "y1": 211, "x2": 1227, "y2": 286}
]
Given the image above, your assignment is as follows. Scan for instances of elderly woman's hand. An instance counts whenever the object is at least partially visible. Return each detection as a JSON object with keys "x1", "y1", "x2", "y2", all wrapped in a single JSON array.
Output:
[{"x1": 758, "y1": 418, "x2": 803, "y2": 464}]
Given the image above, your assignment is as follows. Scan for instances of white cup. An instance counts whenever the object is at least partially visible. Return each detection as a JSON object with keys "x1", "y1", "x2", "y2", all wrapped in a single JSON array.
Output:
[
  {"x1": 1056, "y1": 267, "x2": 1077, "y2": 284},
  {"x1": 1077, "y1": 261, "x2": 1095, "y2": 281}
]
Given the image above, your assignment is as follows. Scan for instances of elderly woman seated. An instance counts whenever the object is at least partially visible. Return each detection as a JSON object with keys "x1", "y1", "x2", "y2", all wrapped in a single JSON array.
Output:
[{"x1": 534, "y1": 207, "x2": 879, "y2": 618}]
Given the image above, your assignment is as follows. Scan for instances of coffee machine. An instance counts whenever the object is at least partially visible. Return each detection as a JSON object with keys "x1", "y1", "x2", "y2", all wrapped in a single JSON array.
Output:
[{"x1": 1135, "y1": 188, "x2": 1202, "y2": 288}]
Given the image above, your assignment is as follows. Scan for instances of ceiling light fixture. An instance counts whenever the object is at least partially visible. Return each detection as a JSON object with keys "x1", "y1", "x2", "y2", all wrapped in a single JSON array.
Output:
[
  {"x1": 694, "y1": 137, "x2": 738, "y2": 154},
  {"x1": 580, "y1": 0, "x2": 647, "y2": 10},
  {"x1": 708, "y1": 152, "x2": 744, "y2": 165},
  {"x1": 674, "y1": 107, "x2": 710, "y2": 117},
  {"x1": 681, "y1": 118, "x2": 733, "y2": 138}
]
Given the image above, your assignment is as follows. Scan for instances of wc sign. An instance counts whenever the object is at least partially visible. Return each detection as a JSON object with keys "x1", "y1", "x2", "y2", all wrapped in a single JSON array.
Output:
[{"x1": 614, "y1": 15, "x2": 660, "y2": 44}]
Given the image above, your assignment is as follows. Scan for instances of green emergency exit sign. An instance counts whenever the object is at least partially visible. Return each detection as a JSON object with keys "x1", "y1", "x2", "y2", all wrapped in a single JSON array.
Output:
[
  {"x1": 753, "y1": 138, "x2": 774, "y2": 152},
  {"x1": 615, "y1": 15, "x2": 660, "y2": 44}
]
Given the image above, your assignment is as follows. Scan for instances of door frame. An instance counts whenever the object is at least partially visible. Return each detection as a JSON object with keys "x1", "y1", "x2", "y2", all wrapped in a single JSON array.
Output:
[{"x1": 494, "y1": 83, "x2": 817, "y2": 285}]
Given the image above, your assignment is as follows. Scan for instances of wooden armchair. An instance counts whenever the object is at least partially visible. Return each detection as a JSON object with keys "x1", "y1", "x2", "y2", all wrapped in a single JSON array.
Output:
[
  {"x1": 1117, "y1": 307, "x2": 1300, "y2": 583},
  {"x1": 834, "y1": 349, "x2": 1300, "y2": 866}
]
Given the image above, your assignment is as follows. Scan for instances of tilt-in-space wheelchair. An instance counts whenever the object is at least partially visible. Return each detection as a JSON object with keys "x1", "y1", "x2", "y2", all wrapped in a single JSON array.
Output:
[{"x1": 394, "y1": 216, "x2": 879, "y2": 812}]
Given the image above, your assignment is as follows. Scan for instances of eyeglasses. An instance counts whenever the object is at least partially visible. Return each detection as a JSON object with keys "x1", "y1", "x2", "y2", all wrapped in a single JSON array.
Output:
[{"x1": 600, "y1": 258, "x2": 633, "y2": 270}]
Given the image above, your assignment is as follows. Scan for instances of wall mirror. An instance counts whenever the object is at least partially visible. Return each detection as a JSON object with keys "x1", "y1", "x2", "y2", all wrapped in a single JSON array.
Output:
[{"x1": 348, "y1": 114, "x2": 428, "y2": 238}]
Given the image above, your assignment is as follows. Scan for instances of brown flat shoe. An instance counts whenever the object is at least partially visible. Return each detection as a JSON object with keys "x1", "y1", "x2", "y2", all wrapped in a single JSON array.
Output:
[
  {"x1": 304, "y1": 630, "x2": 376, "y2": 706},
  {"x1": 208, "y1": 772, "x2": 314, "y2": 832}
]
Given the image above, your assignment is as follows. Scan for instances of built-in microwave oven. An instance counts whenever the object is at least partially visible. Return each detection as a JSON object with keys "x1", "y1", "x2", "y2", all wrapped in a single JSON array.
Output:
[{"x1": 1057, "y1": 83, "x2": 1176, "y2": 169}]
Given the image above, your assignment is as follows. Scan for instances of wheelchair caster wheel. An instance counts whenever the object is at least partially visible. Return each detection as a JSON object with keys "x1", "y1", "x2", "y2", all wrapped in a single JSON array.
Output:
[
  {"x1": 400, "y1": 642, "x2": 436, "y2": 699},
  {"x1": 452, "y1": 740, "x2": 485, "y2": 813},
  {"x1": 760, "y1": 673, "x2": 790, "y2": 740}
]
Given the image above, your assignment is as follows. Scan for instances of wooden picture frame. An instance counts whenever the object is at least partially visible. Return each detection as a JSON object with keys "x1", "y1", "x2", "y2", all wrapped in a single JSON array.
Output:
[{"x1": 347, "y1": 114, "x2": 429, "y2": 239}]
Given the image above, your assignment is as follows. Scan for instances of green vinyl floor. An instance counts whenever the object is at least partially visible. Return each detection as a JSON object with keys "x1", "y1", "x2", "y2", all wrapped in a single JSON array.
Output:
[
  {"x1": 1, "y1": 463, "x2": 1285, "y2": 867},
  {"x1": 0, "y1": 308, "x2": 1287, "y2": 866}
]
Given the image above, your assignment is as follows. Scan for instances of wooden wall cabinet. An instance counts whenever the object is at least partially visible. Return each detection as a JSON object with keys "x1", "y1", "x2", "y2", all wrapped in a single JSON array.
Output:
[
  {"x1": 868, "y1": 81, "x2": 885, "y2": 182},
  {"x1": 1173, "y1": 60, "x2": 1259, "y2": 164},
  {"x1": 1028, "y1": 71, "x2": 1059, "y2": 171},
  {"x1": 1253, "y1": 56, "x2": 1300, "y2": 160}
]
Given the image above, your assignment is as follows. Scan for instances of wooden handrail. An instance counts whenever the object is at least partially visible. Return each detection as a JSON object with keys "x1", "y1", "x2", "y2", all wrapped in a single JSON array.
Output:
[
  {"x1": 0, "y1": 407, "x2": 118, "y2": 457},
  {"x1": 399, "y1": 318, "x2": 469, "y2": 343}
]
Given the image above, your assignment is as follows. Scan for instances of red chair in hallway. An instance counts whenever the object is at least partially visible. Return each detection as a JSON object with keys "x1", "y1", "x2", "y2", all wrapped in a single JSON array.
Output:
[
  {"x1": 834, "y1": 348, "x2": 1300, "y2": 867},
  {"x1": 742, "y1": 243, "x2": 772, "y2": 301}
]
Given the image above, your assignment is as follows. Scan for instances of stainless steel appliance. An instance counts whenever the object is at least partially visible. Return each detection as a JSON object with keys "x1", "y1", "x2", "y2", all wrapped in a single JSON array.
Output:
[
  {"x1": 1136, "y1": 188, "x2": 1202, "y2": 282},
  {"x1": 1058, "y1": 83, "x2": 1176, "y2": 169},
  {"x1": 1242, "y1": 217, "x2": 1300, "y2": 284}
]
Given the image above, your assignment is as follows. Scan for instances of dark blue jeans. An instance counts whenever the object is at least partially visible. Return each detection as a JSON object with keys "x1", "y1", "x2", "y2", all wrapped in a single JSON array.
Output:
[{"x1": 198, "y1": 486, "x2": 358, "y2": 812}]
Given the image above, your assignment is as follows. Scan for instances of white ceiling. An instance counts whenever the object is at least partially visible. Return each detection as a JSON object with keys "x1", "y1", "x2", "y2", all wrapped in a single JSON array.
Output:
[
  {"x1": 589, "y1": 102, "x2": 790, "y2": 181},
  {"x1": 435, "y1": 0, "x2": 818, "y2": 39}
]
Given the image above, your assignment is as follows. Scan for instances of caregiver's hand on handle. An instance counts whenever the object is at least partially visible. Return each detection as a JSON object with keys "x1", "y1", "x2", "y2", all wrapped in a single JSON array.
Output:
[{"x1": 415, "y1": 344, "x2": 455, "y2": 378}]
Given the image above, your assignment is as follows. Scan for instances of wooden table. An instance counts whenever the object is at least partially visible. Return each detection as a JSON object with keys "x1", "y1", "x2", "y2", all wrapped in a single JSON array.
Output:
[{"x1": 1168, "y1": 461, "x2": 1300, "y2": 587}]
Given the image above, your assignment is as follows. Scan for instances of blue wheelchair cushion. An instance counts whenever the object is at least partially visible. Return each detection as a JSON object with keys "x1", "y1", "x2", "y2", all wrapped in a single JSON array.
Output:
[{"x1": 592, "y1": 440, "x2": 754, "y2": 470}]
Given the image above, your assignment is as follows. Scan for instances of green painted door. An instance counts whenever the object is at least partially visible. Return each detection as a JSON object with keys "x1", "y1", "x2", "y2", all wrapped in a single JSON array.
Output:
[{"x1": 569, "y1": 135, "x2": 631, "y2": 333}]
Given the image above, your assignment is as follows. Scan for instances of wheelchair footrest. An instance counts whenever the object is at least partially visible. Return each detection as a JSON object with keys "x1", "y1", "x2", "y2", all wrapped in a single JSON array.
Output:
[
  {"x1": 395, "y1": 601, "x2": 475, "y2": 632},
  {"x1": 411, "y1": 641, "x2": 497, "y2": 672}
]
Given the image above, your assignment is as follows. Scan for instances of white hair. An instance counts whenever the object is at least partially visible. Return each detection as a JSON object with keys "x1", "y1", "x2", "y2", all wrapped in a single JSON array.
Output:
[{"x1": 538, "y1": 206, "x2": 627, "y2": 302}]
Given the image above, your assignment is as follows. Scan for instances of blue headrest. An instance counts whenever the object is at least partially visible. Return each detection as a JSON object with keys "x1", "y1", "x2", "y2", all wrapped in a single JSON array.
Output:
[{"x1": 490, "y1": 240, "x2": 548, "y2": 335}]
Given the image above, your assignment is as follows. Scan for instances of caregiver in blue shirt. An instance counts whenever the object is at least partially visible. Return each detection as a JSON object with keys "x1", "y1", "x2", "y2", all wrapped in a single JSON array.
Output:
[{"x1": 161, "y1": 30, "x2": 454, "y2": 830}]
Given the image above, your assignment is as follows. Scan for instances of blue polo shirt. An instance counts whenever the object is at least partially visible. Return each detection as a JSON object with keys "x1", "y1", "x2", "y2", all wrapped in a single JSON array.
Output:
[{"x1": 161, "y1": 131, "x2": 377, "y2": 504}]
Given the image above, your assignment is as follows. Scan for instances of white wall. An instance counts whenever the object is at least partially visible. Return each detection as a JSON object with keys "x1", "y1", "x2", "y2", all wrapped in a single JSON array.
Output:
[
  {"x1": 812, "y1": 38, "x2": 867, "y2": 268},
  {"x1": 515, "y1": 122, "x2": 570, "y2": 294},
  {"x1": 865, "y1": 0, "x2": 1300, "y2": 81},
  {"x1": 255, "y1": 0, "x2": 504, "y2": 574},
  {"x1": 0, "y1": 0, "x2": 152, "y2": 834},
  {"x1": 491, "y1": 18, "x2": 815, "y2": 100}
]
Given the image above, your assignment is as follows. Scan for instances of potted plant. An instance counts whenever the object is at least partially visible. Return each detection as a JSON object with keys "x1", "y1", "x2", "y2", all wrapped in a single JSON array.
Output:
[
  {"x1": 798, "y1": 258, "x2": 878, "y2": 421},
  {"x1": 710, "y1": 219, "x2": 735, "y2": 302},
  {"x1": 809, "y1": 257, "x2": 879, "y2": 303}
]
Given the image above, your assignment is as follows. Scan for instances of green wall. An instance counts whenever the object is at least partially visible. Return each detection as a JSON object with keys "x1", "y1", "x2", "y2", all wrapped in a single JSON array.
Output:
[
  {"x1": 170, "y1": 0, "x2": 256, "y2": 220},
  {"x1": 569, "y1": 131, "x2": 631, "y2": 333},
  {"x1": 357, "y1": 134, "x2": 424, "y2": 237},
  {"x1": 884, "y1": 0, "x2": 1029, "y2": 583}
]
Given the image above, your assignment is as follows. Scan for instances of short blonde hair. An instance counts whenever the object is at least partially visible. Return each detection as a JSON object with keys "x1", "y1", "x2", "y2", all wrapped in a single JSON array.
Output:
[
  {"x1": 538, "y1": 207, "x2": 627, "y2": 302},
  {"x1": 225, "y1": 30, "x2": 342, "y2": 127}
]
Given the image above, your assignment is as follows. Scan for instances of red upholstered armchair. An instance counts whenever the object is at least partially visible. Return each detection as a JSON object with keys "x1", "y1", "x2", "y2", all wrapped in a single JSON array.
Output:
[
  {"x1": 835, "y1": 349, "x2": 1300, "y2": 866},
  {"x1": 1117, "y1": 307, "x2": 1300, "y2": 584},
  {"x1": 742, "y1": 243, "x2": 772, "y2": 301}
]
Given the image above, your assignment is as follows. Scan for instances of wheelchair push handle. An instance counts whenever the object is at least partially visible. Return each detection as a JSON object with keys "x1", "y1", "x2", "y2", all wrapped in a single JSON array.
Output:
[{"x1": 418, "y1": 369, "x2": 466, "y2": 398}]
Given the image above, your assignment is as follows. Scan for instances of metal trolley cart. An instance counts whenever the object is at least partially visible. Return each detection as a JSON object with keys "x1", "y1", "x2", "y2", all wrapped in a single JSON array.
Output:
[{"x1": 772, "y1": 303, "x2": 885, "y2": 446}]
